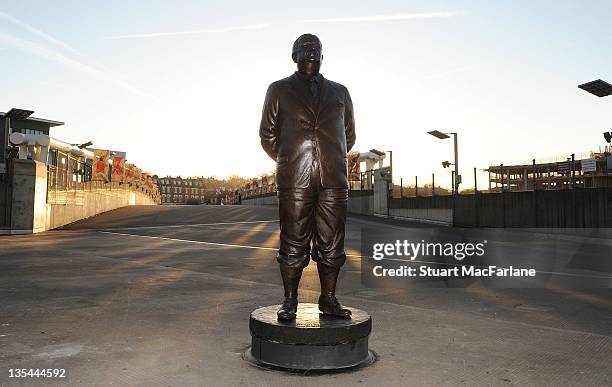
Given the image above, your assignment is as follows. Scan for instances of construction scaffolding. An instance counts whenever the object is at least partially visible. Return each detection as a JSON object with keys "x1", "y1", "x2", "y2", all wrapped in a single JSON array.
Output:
[{"x1": 486, "y1": 148, "x2": 612, "y2": 192}]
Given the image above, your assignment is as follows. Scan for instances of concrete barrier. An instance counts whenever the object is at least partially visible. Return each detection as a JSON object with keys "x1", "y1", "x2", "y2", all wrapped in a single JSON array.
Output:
[
  {"x1": 242, "y1": 191, "x2": 376, "y2": 216},
  {"x1": 239, "y1": 188, "x2": 450, "y2": 225},
  {"x1": 46, "y1": 188, "x2": 155, "y2": 230},
  {"x1": 241, "y1": 193, "x2": 277, "y2": 206},
  {"x1": 348, "y1": 193, "x2": 374, "y2": 216},
  {"x1": 239, "y1": 185, "x2": 450, "y2": 226},
  {"x1": 389, "y1": 208, "x2": 453, "y2": 226}
]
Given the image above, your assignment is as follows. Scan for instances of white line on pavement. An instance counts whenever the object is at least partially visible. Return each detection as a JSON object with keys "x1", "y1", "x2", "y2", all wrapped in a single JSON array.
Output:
[
  {"x1": 100, "y1": 219, "x2": 279, "y2": 231},
  {"x1": 99, "y1": 231, "x2": 611, "y2": 280},
  {"x1": 98, "y1": 230, "x2": 279, "y2": 251},
  {"x1": 97, "y1": 230, "x2": 362, "y2": 257}
]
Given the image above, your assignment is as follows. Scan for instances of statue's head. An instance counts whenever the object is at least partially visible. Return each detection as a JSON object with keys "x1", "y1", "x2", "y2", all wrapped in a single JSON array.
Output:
[{"x1": 292, "y1": 34, "x2": 322, "y2": 75}]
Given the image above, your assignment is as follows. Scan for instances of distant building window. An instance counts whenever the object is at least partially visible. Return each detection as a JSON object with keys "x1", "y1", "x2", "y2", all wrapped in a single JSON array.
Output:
[{"x1": 19, "y1": 129, "x2": 43, "y2": 135}]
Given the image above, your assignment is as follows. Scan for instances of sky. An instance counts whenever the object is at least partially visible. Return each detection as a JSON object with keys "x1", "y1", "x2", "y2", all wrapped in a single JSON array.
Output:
[{"x1": 0, "y1": 0, "x2": 610, "y2": 189}]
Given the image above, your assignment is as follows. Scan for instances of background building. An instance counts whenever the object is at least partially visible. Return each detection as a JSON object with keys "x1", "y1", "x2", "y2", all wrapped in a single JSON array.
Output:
[
  {"x1": 486, "y1": 146, "x2": 612, "y2": 192},
  {"x1": 154, "y1": 175, "x2": 251, "y2": 205},
  {"x1": 1, "y1": 108, "x2": 64, "y2": 173},
  {"x1": 155, "y1": 177, "x2": 206, "y2": 204}
]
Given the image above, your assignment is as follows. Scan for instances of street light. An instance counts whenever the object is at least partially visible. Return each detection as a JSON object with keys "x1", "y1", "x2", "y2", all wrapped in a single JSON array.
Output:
[
  {"x1": 428, "y1": 130, "x2": 450, "y2": 140},
  {"x1": 386, "y1": 150, "x2": 393, "y2": 183},
  {"x1": 578, "y1": 79, "x2": 612, "y2": 98},
  {"x1": 578, "y1": 80, "x2": 611, "y2": 152},
  {"x1": 428, "y1": 130, "x2": 459, "y2": 193}
]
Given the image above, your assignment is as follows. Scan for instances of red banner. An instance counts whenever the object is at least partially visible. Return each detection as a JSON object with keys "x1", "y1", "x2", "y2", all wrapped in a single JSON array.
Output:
[
  {"x1": 93, "y1": 149, "x2": 110, "y2": 182},
  {"x1": 111, "y1": 157, "x2": 125, "y2": 182}
]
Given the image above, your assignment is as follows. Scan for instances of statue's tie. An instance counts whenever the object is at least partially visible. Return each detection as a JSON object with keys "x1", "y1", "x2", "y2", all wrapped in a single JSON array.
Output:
[{"x1": 310, "y1": 79, "x2": 318, "y2": 98}]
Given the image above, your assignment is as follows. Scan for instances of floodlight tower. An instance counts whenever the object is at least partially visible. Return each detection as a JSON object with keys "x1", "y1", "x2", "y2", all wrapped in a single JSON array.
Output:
[{"x1": 428, "y1": 130, "x2": 459, "y2": 193}]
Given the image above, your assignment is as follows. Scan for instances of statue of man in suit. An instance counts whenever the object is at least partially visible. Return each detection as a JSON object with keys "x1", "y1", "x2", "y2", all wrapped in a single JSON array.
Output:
[{"x1": 259, "y1": 33, "x2": 356, "y2": 320}]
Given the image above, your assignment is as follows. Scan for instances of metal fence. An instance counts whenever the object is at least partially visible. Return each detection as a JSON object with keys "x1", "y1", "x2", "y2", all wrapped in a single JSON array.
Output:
[
  {"x1": 46, "y1": 148, "x2": 92, "y2": 192},
  {"x1": 453, "y1": 188, "x2": 612, "y2": 228}
]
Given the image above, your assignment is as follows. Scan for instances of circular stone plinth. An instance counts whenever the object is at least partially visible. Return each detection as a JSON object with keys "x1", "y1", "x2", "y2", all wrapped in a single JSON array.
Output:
[{"x1": 246, "y1": 303, "x2": 373, "y2": 370}]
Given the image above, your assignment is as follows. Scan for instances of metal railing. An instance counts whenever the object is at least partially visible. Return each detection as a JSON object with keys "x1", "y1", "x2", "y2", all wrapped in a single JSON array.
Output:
[{"x1": 46, "y1": 162, "x2": 159, "y2": 203}]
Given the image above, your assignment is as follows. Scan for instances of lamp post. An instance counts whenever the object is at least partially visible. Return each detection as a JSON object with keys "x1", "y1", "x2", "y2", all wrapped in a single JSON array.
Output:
[
  {"x1": 386, "y1": 150, "x2": 393, "y2": 184},
  {"x1": 579, "y1": 79, "x2": 612, "y2": 156},
  {"x1": 428, "y1": 130, "x2": 459, "y2": 193},
  {"x1": 578, "y1": 79, "x2": 612, "y2": 98}
]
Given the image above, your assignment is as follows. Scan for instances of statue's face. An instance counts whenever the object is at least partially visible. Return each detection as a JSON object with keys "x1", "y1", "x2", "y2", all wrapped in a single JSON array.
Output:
[{"x1": 292, "y1": 36, "x2": 322, "y2": 64}]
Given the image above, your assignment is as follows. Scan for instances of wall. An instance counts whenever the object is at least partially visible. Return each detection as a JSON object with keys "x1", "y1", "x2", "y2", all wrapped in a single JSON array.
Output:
[
  {"x1": 3, "y1": 159, "x2": 156, "y2": 234},
  {"x1": 240, "y1": 191, "x2": 376, "y2": 215},
  {"x1": 348, "y1": 191, "x2": 374, "y2": 216},
  {"x1": 388, "y1": 195, "x2": 454, "y2": 225},
  {"x1": 8, "y1": 159, "x2": 48, "y2": 233},
  {"x1": 46, "y1": 188, "x2": 156, "y2": 230},
  {"x1": 241, "y1": 193, "x2": 277, "y2": 206},
  {"x1": 239, "y1": 188, "x2": 452, "y2": 225}
]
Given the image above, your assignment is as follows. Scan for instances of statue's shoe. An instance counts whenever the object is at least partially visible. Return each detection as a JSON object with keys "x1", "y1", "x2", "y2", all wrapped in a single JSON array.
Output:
[
  {"x1": 318, "y1": 294, "x2": 352, "y2": 319},
  {"x1": 277, "y1": 298, "x2": 298, "y2": 321}
]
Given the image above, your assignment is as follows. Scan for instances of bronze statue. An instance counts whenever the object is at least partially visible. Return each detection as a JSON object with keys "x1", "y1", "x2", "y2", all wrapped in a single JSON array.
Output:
[{"x1": 259, "y1": 34, "x2": 356, "y2": 320}]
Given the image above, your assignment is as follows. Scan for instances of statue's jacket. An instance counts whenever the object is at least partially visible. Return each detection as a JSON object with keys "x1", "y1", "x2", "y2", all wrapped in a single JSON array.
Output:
[{"x1": 260, "y1": 73, "x2": 356, "y2": 189}]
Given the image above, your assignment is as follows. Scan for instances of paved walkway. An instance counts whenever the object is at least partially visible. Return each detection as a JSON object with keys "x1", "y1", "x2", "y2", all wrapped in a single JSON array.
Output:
[{"x1": 1, "y1": 205, "x2": 611, "y2": 386}]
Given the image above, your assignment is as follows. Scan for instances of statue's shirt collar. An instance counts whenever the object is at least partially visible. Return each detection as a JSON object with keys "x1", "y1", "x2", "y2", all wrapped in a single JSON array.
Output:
[{"x1": 294, "y1": 71, "x2": 323, "y2": 84}]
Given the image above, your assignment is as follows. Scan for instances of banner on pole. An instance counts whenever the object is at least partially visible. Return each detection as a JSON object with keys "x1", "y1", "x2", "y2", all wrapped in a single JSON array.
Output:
[
  {"x1": 93, "y1": 149, "x2": 110, "y2": 182},
  {"x1": 124, "y1": 163, "x2": 135, "y2": 184},
  {"x1": 348, "y1": 151, "x2": 361, "y2": 181},
  {"x1": 111, "y1": 157, "x2": 125, "y2": 182}
]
